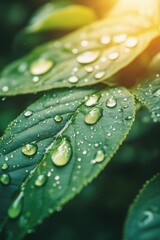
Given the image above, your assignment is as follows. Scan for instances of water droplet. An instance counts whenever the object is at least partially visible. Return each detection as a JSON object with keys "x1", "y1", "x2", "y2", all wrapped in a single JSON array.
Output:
[
  {"x1": 77, "y1": 51, "x2": 100, "y2": 64},
  {"x1": 24, "y1": 110, "x2": 33, "y2": 117},
  {"x1": 108, "y1": 52, "x2": 119, "y2": 60},
  {"x1": 95, "y1": 71, "x2": 105, "y2": 80},
  {"x1": 1, "y1": 163, "x2": 9, "y2": 170},
  {"x1": 154, "y1": 89, "x2": 160, "y2": 97},
  {"x1": 85, "y1": 107, "x2": 103, "y2": 125},
  {"x1": 106, "y1": 98, "x2": 117, "y2": 108},
  {"x1": 0, "y1": 173, "x2": 10, "y2": 185},
  {"x1": 113, "y1": 34, "x2": 127, "y2": 43},
  {"x1": 125, "y1": 116, "x2": 133, "y2": 121},
  {"x1": 30, "y1": 58, "x2": 53, "y2": 75},
  {"x1": 21, "y1": 144, "x2": 37, "y2": 156},
  {"x1": 85, "y1": 94, "x2": 100, "y2": 107},
  {"x1": 32, "y1": 76, "x2": 39, "y2": 83},
  {"x1": 51, "y1": 138, "x2": 72, "y2": 167},
  {"x1": 68, "y1": 76, "x2": 79, "y2": 83},
  {"x1": 85, "y1": 66, "x2": 94, "y2": 73},
  {"x1": 54, "y1": 115, "x2": 63, "y2": 122},
  {"x1": 35, "y1": 174, "x2": 47, "y2": 187},
  {"x1": 94, "y1": 150, "x2": 105, "y2": 163},
  {"x1": 8, "y1": 192, "x2": 23, "y2": 219},
  {"x1": 100, "y1": 36, "x2": 111, "y2": 45},
  {"x1": 2, "y1": 86, "x2": 9, "y2": 92},
  {"x1": 81, "y1": 40, "x2": 88, "y2": 47},
  {"x1": 125, "y1": 37, "x2": 138, "y2": 48}
]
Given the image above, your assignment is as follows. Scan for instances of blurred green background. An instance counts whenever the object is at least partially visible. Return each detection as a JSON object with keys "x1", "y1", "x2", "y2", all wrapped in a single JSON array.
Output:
[{"x1": 0, "y1": 0, "x2": 160, "y2": 239}]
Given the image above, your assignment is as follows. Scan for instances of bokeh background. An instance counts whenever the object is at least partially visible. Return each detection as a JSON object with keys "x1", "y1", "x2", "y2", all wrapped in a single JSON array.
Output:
[{"x1": 0, "y1": 0, "x2": 160, "y2": 239}]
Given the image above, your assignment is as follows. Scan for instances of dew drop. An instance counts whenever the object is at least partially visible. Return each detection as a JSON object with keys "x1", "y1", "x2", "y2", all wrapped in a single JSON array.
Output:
[
  {"x1": 125, "y1": 37, "x2": 138, "y2": 48},
  {"x1": 2, "y1": 86, "x2": 9, "y2": 93},
  {"x1": 106, "y1": 98, "x2": 117, "y2": 108},
  {"x1": 113, "y1": 34, "x2": 127, "y2": 43},
  {"x1": 24, "y1": 110, "x2": 33, "y2": 117},
  {"x1": 94, "y1": 71, "x2": 105, "y2": 80},
  {"x1": 85, "y1": 107, "x2": 103, "y2": 125},
  {"x1": 0, "y1": 173, "x2": 10, "y2": 185},
  {"x1": 125, "y1": 116, "x2": 133, "y2": 121},
  {"x1": 32, "y1": 76, "x2": 39, "y2": 83},
  {"x1": 51, "y1": 138, "x2": 72, "y2": 167},
  {"x1": 54, "y1": 115, "x2": 63, "y2": 123},
  {"x1": 35, "y1": 174, "x2": 47, "y2": 187},
  {"x1": 94, "y1": 150, "x2": 105, "y2": 163},
  {"x1": 1, "y1": 163, "x2": 9, "y2": 170},
  {"x1": 30, "y1": 58, "x2": 54, "y2": 75},
  {"x1": 77, "y1": 51, "x2": 100, "y2": 64},
  {"x1": 8, "y1": 192, "x2": 23, "y2": 219},
  {"x1": 85, "y1": 94, "x2": 100, "y2": 107},
  {"x1": 85, "y1": 66, "x2": 94, "y2": 73},
  {"x1": 21, "y1": 144, "x2": 37, "y2": 156},
  {"x1": 108, "y1": 52, "x2": 119, "y2": 60},
  {"x1": 100, "y1": 36, "x2": 111, "y2": 45},
  {"x1": 68, "y1": 76, "x2": 79, "y2": 83}
]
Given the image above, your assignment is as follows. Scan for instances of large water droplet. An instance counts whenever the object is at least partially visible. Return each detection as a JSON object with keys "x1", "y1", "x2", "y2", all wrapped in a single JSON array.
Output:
[
  {"x1": 94, "y1": 71, "x2": 105, "y2": 80},
  {"x1": 8, "y1": 192, "x2": 23, "y2": 219},
  {"x1": 108, "y1": 52, "x2": 119, "y2": 60},
  {"x1": 1, "y1": 163, "x2": 9, "y2": 171},
  {"x1": 113, "y1": 34, "x2": 127, "y2": 43},
  {"x1": 54, "y1": 115, "x2": 63, "y2": 123},
  {"x1": 77, "y1": 51, "x2": 100, "y2": 64},
  {"x1": 51, "y1": 138, "x2": 72, "y2": 167},
  {"x1": 35, "y1": 174, "x2": 47, "y2": 187},
  {"x1": 68, "y1": 76, "x2": 79, "y2": 83},
  {"x1": 30, "y1": 58, "x2": 54, "y2": 75},
  {"x1": 85, "y1": 107, "x2": 103, "y2": 125},
  {"x1": 106, "y1": 98, "x2": 117, "y2": 108},
  {"x1": 21, "y1": 144, "x2": 37, "y2": 156},
  {"x1": 0, "y1": 173, "x2": 10, "y2": 185},
  {"x1": 94, "y1": 150, "x2": 105, "y2": 163},
  {"x1": 125, "y1": 37, "x2": 138, "y2": 48},
  {"x1": 24, "y1": 110, "x2": 33, "y2": 117},
  {"x1": 85, "y1": 94, "x2": 100, "y2": 107}
]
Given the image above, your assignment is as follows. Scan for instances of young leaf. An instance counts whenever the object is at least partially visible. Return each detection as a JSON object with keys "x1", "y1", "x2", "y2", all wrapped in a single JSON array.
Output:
[
  {"x1": 26, "y1": 2, "x2": 97, "y2": 33},
  {"x1": 0, "y1": 0, "x2": 159, "y2": 95},
  {"x1": 0, "y1": 86, "x2": 135, "y2": 239},
  {"x1": 124, "y1": 174, "x2": 160, "y2": 240},
  {"x1": 133, "y1": 52, "x2": 160, "y2": 122}
]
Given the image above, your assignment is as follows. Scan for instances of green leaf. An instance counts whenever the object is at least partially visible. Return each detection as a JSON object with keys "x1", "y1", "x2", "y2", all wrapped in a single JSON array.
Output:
[
  {"x1": 124, "y1": 174, "x2": 160, "y2": 240},
  {"x1": 0, "y1": 0, "x2": 159, "y2": 96},
  {"x1": 0, "y1": 86, "x2": 135, "y2": 239},
  {"x1": 26, "y1": 2, "x2": 97, "y2": 33},
  {"x1": 0, "y1": 87, "x2": 95, "y2": 229},
  {"x1": 133, "y1": 52, "x2": 160, "y2": 122}
]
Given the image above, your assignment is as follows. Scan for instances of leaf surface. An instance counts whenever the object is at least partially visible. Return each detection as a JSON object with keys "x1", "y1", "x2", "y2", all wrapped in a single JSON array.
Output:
[
  {"x1": 26, "y1": 2, "x2": 97, "y2": 33},
  {"x1": 124, "y1": 174, "x2": 160, "y2": 240},
  {"x1": 133, "y1": 52, "x2": 160, "y2": 122},
  {"x1": 0, "y1": 86, "x2": 135, "y2": 239},
  {"x1": 0, "y1": 0, "x2": 159, "y2": 95}
]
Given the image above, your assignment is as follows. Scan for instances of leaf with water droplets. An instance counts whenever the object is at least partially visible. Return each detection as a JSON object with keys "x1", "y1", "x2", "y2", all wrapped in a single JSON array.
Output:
[
  {"x1": 0, "y1": 0, "x2": 159, "y2": 95},
  {"x1": 2, "y1": 86, "x2": 135, "y2": 239},
  {"x1": 133, "y1": 52, "x2": 160, "y2": 122},
  {"x1": 0, "y1": 87, "x2": 96, "y2": 230},
  {"x1": 26, "y1": 2, "x2": 97, "y2": 33},
  {"x1": 124, "y1": 174, "x2": 160, "y2": 240}
]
